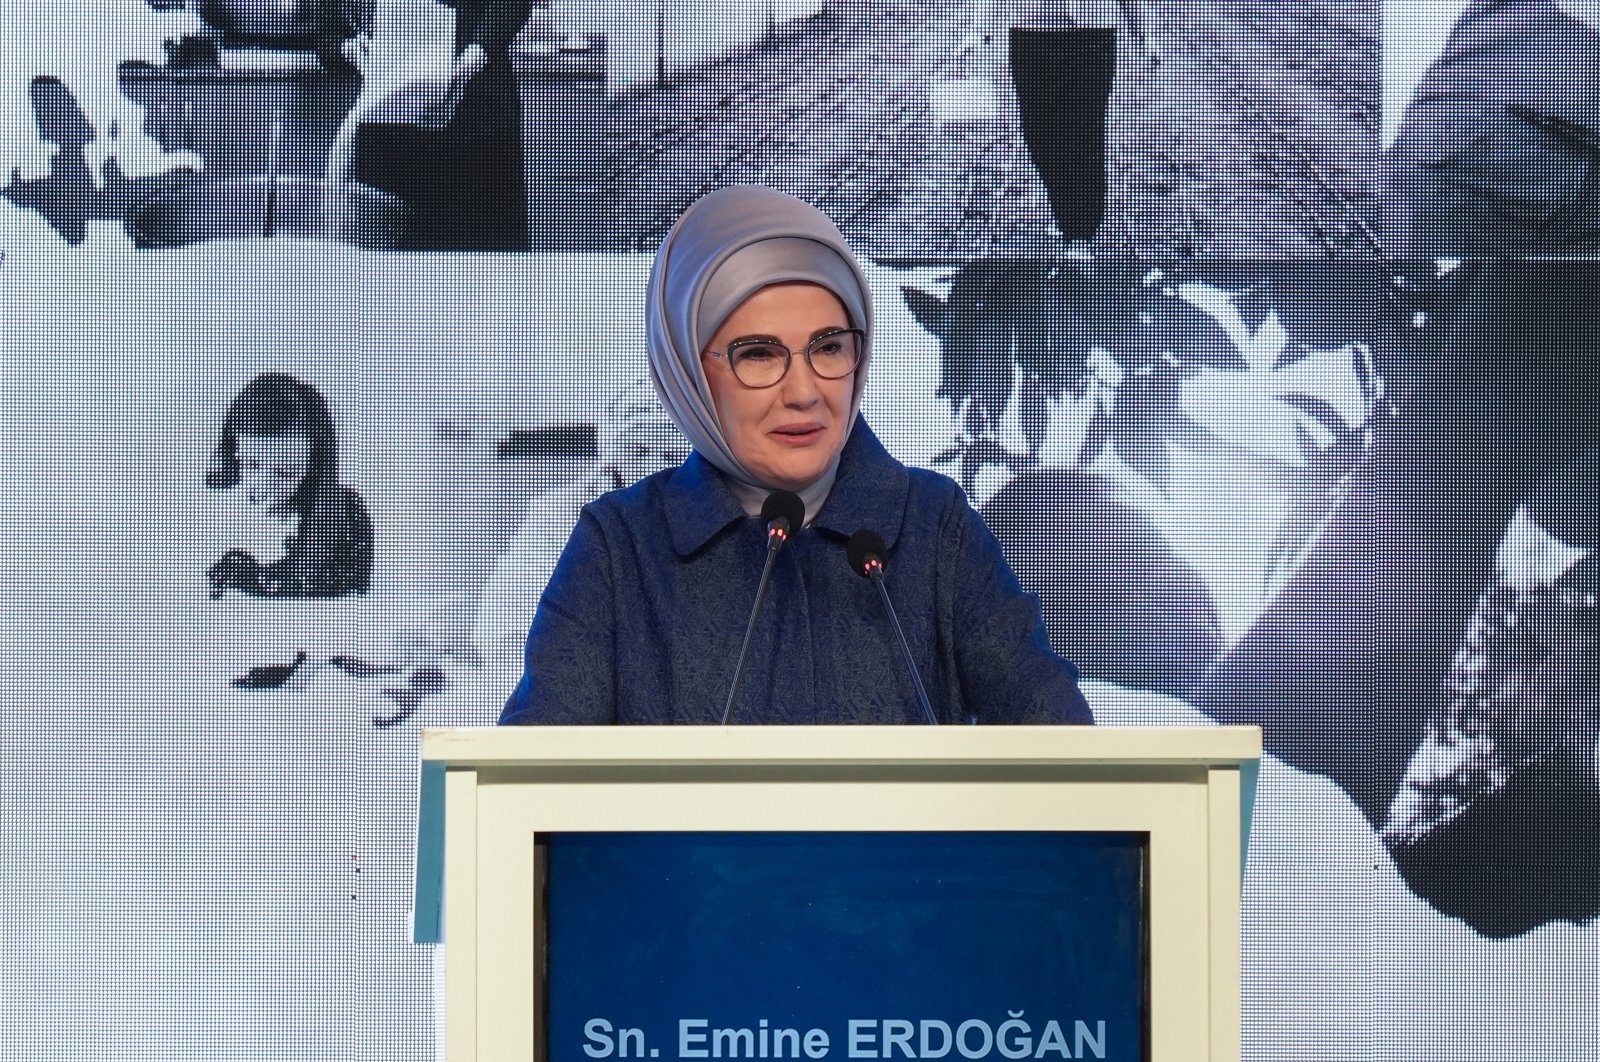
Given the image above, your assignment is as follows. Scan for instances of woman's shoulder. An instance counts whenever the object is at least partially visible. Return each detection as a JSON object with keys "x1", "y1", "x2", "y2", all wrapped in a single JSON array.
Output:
[
  {"x1": 830, "y1": 423, "x2": 977, "y2": 546},
  {"x1": 334, "y1": 484, "x2": 375, "y2": 537},
  {"x1": 902, "y1": 463, "x2": 968, "y2": 502},
  {"x1": 573, "y1": 465, "x2": 689, "y2": 550},
  {"x1": 898, "y1": 463, "x2": 981, "y2": 533},
  {"x1": 582, "y1": 464, "x2": 678, "y2": 519},
  {"x1": 843, "y1": 420, "x2": 969, "y2": 508}
]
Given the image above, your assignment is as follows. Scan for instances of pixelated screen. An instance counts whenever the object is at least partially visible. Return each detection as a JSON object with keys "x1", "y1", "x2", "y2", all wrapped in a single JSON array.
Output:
[{"x1": 1, "y1": 0, "x2": 1596, "y2": 1058}]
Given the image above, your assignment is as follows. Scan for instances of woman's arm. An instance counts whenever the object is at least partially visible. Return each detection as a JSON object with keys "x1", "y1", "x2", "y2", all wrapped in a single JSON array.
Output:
[
  {"x1": 469, "y1": 0, "x2": 534, "y2": 56},
  {"x1": 332, "y1": 489, "x2": 375, "y2": 596},
  {"x1": 949, "y1": 499, "x2": 1094, "y2": 724},
  {"x1": 499, "y1": 509, "x2": 619, "y2": 724}
]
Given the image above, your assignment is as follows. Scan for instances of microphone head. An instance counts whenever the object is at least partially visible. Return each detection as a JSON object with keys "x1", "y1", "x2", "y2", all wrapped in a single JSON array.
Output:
[
  {"x1": 846, "y1": 529, "x2": 888, "y2": 578},
  {"x1": 761, "y1": 490, "x2": 806, "y2": 536}
]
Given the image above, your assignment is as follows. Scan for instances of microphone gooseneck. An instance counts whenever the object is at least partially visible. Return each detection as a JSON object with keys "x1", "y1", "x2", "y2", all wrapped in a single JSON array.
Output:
[
  {"x1": 721, "y1": 491, "x2": 806, "y2": 725},
  {"x1": 846, "y1": 530, "x2": 939, "y2": 725}
]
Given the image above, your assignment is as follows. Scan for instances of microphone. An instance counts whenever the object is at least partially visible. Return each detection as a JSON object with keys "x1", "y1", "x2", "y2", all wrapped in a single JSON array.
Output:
[
  {"x1": 721, "y1": 491, "x2": 806, "y2": 724},
  {"x1": 846, "y1": 530, "x2": 939, "y2": 725},
  {"x1": 761, "y1": 489, "x2": 806, "y2": 546}
]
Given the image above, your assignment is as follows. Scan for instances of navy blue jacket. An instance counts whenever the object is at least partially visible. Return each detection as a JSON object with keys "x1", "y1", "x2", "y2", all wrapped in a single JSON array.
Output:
[{"x1": 500, "y1": 422, "x2": 1092, "y2": 725}]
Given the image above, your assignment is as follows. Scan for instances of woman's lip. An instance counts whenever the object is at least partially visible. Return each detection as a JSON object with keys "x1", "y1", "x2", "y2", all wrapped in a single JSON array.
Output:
[{"x1": 769, "y1": 424, "x2": 826, "y2": 444}]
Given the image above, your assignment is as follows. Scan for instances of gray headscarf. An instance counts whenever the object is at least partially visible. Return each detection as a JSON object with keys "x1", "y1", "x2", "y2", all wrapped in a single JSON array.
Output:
[{"x1": 646, "y1": 186, "x2": 873, "y2": 516}]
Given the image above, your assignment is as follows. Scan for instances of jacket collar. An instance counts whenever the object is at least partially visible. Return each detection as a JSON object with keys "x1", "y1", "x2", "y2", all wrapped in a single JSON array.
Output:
[
  {"x1": 663, "y1": 450, "x2": 749, "y2": 556},
  {"x1": 809, "y1": 421, "x2": 910, "y2": 548},
  {"x1": 663, "y1": 420, "x2": 910, "y2": 557}
]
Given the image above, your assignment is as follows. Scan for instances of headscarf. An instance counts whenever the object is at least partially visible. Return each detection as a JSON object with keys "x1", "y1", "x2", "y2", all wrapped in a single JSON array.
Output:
[{"x1": 646, "y1": 186, "x2": 873, "y2": 516}]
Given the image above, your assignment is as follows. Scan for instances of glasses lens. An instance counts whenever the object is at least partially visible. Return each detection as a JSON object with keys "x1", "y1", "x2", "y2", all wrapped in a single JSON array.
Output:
[
  {"x1": 806, "y1": 331, "x2": 861, "y2": 379},
  {"x1": 728, "y1": 342, "x2": 790, "y2": 387}
]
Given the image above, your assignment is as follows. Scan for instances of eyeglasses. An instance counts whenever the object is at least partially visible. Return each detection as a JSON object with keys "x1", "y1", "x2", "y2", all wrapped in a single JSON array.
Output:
[{"x1": 705, "y1": 328, "x2": 864, "y2": 389}]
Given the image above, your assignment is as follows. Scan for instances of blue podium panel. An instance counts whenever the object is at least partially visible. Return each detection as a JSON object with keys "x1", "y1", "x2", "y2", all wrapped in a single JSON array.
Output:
[{"x1": 545, "y1": 831, "x2": 1146, "y2": 1062}]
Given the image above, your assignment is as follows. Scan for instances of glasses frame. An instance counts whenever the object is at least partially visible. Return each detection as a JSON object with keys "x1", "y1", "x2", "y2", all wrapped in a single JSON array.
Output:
[{"x1": 705, "y1": 327, "x2": 866, "y2": 389}]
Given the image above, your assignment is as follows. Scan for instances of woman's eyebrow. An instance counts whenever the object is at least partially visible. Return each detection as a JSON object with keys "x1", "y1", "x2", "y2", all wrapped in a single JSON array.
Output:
[
  {"x1": 727, "y1": 326, "x2": 850, "y2": 345},
  {"x1": 723, "y1": 326, "x2": 857, "y2": 347}
]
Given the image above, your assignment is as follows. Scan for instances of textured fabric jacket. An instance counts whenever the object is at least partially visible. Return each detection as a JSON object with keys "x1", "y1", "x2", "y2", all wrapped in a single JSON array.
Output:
[{"x1": 500, "y1": 421, "x2": 1092, "y2": 726}]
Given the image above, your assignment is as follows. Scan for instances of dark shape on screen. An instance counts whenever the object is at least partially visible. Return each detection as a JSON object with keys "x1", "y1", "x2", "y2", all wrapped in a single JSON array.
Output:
[
  {"x1": 907, "y1": 257, "x2": 1146, "y2": 494},
  {"x1": 329, "y1": 655, "x2": 404, "y2": 679},
  {"x1": 1193, "y1": 262, "x2": 1599, "y2": 937},
  {"x1": 1380, "y1": 0, "x2": 1600, "y2": 258},
  {"x1": 354, "y1": 0, "x2": 532, "y2": 250},
  {"x1": 1010, "y1": 26, "x2": 1115, "y2": 242},
  {"x1": 127, "y1": 175, "x2": 411, "y2": 248},
  {"x1": 2, "y1": 77, "x2": 188, "y2": 245},
  {"x1": 231, "y1": 651, "x2": 308, "y2": 690},
  {"x1": 193, "y1": 0, "x2": 367, "y2": 74},
  {"x1": 1382, "y1": 452, "x2": 1598, "y2": 938},
  {"x1": 374, "y1": 666, "x2": 452, "y2": 729},
  {"x1": 981, "y1": 469, "x2": 1220, "y2": 698}
]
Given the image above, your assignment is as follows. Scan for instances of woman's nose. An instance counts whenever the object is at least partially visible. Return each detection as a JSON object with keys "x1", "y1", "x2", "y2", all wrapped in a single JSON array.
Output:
[{"x1": 780, "y1": 354, "x2": 823, "y2": 405}]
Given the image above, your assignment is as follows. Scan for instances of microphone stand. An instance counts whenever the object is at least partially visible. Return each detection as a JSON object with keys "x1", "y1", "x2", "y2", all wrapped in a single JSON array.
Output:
[
  {"x1": 722, "y1": 491, "x2": 804, "y2": 724},
  {"x1": 858, "y1": 555, "x2": 940, "y2": 726},
  {"x1": 720, "y1": 527, "x2": 788, "y2": 725}
]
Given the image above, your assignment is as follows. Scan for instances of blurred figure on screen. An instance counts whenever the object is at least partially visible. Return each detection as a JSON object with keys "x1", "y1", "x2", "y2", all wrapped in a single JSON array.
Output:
[
  {"x1": 203, "y1": 373, "x2": 464, "y2": 718},
  {"x1": 1381, "y1": 446, "x2": 1597, "y2": 937},
  {"x1": 418, "y1": 0, "x2": 532, "y2": 249},
  {"x1": 1194, "y1": 261, "x2": 1599, "y2": 937},
  {"x1": 902, "y1": 259, "x2": 1221, "y2": 699},
  {"x1": 349, "y1": 0, "x2": 533, "y2": 249},
  {"x1": 499, "y1": 186, "x2": 1091, "y2": 726},
  {"x1": 474, "y1": 381, "x2": 687, "y2": 697},
  {"x1": 1005, "y1": 0, "x2": 1150, "y2": 245},
  {"x1": 1381, "y1": 0, "x2": 1600, "y2": 257}
]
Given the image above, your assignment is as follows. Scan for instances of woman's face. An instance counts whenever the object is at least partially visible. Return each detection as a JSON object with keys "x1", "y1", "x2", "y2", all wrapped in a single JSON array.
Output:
[
  {"x1": 236, "y1": 432, "x2": 310, "y2": 514},
  {"x1": 700, "y1": 282, "x2": 858, "y2": 492}
]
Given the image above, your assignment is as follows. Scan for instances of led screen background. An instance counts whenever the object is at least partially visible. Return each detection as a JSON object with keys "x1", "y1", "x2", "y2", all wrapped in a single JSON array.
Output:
[{"x1": 0, "y1": 0, "x2": 1596, "y2": 1059}]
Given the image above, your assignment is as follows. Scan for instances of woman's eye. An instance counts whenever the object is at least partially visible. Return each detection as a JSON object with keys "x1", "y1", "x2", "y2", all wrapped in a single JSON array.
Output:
[{"x1": 736, "y1": 346, "x2": 783, "y2": 362}]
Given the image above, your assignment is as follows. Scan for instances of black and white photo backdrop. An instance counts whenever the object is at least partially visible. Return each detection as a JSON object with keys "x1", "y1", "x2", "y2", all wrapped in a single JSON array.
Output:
[{"x1": 2, "y1": 0, "x2": 1595, "y2": 1058}]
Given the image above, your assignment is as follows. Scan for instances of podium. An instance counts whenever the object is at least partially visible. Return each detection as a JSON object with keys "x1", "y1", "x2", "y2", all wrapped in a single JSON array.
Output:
[{"x1": 414, "y1": 725, "x2": 1261, "y2": 1062}]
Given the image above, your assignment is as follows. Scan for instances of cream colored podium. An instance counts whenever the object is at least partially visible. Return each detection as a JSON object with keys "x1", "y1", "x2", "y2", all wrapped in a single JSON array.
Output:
[{"x1": 413, "y1": 724, "x2": 1261, "y2": 1062}]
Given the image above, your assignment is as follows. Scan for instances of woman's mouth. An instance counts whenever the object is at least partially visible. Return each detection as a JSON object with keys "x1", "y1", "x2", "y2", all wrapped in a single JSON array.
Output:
[{"x1": 769, "y1": 423, "x2": 826, "y2": 445}]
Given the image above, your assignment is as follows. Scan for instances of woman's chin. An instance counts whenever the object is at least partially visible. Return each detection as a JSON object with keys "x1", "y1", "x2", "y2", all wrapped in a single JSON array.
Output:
[
  {"x1": 749, "y1": 434, "x2": 846, "y2": 489},
  {"x1": 755, "y1": 461, "x2": 829, "y2": 493}
]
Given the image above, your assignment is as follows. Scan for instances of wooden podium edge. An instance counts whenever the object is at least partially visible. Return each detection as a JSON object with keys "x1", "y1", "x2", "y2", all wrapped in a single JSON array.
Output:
[{"x1": 412, "y1": 725, "x2": 1263, "y2": 946}]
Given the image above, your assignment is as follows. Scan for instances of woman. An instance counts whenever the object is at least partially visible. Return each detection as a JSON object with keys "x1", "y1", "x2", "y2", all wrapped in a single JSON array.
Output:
[
  {"x1": 348, "y1": 0, "x2": 532, "y2": 250},
  {"x1": 207, "y1": 373, "x2": 373, "y2": 600},
  {"x1": 500, "y1": 186, "x2": 1091, "y2": 725}
]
